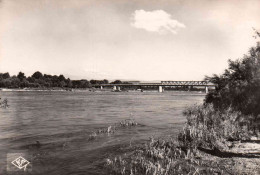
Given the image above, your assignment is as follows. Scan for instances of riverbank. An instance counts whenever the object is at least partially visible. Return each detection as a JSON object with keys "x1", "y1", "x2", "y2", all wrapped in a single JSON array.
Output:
[
  {"x1": 0, "y1": 88, "x2": 207, "y2": 93},
  {"x1": 106, "y1": 135, "x2": 260, "y2": 174},
  {"x1": 0, "y1": 88, "x2": 143, "y2": 92},
  {"x1": 0, "y1": 87, "x2": 71, "y2": 91},
  {"x1": 197, "y1": 140, "x2": 260, "y2": 174},
  {"x1": 0, "y1": 87, "x2": 94, "y2": 92},
  {"x1": 106, "y1": 103, "x2": 260, "y2": 174},
  {"x1": 188, "y1": 140, "x2": 260, "y2": 174}
]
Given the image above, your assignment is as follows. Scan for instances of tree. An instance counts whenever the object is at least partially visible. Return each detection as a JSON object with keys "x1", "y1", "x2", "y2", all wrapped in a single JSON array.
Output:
[
  {"x1": 51, "y1": 75, "x2": 59, "y2": 87},
  {"x1": 20, "y1": 79, "x2": 29, "y2": 88},
  {"x1": 72, "y1": 80, "x2": 81, "y2": 88},
  {"x1": 66, "y1": 78, "x2": 72, "y2": 88},
  {"x1": 205, "y1": 41, "x2": 260, "y2": 124},
  {"x1": 32, "y1": 71, "x2": 43, "y2": 79},
  {"x1": 59, "y1": 81, "x2": 66, "y2": 87},
  {"x1": 90, "y1": 80, "x2": 97, "y2": 84},
  {"x1": 44, "y1": 74, "x2": 52, "y2": 79},
  {"x1": 111, "y1": 80, "x2": 122, "y2": 84},
  {"x1": 2, "y1": 72, "x2": 10, "y2": 79},
  {"x1": 103, "y1": 79, "x2": 109, "y2": 84},
  {"x1": 0, "y1": 71, "x2": 106, "y2": 89},
  {"x1": 27, "y1": 76, "x2": 35, "y2": 83},
  {"x1": 58, "y1": 75, "x2": 66, "y2": 82},
  {"x1": 17, "y1": 72, "x2": 26, "y2": 81},
  {"x1": 80, "y1": 80, "x2": 89, "y2": 88},
  {"x1": 3, "y1": 79, "x2": 11, "y2": 88}
]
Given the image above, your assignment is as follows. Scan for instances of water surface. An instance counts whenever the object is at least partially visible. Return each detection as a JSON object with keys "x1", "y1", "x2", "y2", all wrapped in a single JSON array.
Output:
[{"x1": 0, "y1": 90, "x2": 204, "y2": 174}]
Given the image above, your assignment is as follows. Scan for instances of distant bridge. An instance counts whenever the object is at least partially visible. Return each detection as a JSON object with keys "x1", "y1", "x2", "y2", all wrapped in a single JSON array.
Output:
[
  {"x1": 161, "y1": 81, "x2": 210, "y2": 86},
  {"x1": 92, "y1": 81, "x2": 215, "y2": 93}
]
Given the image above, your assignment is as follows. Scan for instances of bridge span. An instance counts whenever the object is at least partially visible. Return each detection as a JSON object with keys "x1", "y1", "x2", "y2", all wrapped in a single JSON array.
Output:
[{"x1": 92, "y1": 81, "x2": 215, "y2": 93}]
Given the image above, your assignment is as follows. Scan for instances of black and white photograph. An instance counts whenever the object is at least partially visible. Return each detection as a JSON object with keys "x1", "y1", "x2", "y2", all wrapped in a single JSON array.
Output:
[{"x1": 0, "y1": 0, "x2": 260, "y2": 174}]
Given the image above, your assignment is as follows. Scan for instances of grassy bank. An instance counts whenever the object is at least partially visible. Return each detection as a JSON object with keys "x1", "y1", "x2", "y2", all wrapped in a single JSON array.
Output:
[{"x1": 105, "y1": 105, "x2": 260, "y2": 175}]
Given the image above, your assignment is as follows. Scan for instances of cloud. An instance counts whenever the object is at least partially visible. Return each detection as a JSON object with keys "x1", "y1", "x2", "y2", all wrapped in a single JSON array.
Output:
[{"x1": 131, "y1": 10, "x2": 185, "y2": 34}]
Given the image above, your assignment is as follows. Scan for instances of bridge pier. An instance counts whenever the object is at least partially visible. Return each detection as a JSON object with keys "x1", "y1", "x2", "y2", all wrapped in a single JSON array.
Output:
[
  {"x1": 113, "y1": 85, "x2": 121, "y2": 91},
  {"x1": 159, "y1": 86, "x2": 163, "y2": 93},
  {"x1": 205, "y1": 86, "x2": 209, "y2": 93}
]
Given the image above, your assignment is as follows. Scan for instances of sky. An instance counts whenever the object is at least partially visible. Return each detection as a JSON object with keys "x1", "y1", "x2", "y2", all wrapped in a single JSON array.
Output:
[{"x1": 0, "y1": 0, "x2": 260, "y2": 81}]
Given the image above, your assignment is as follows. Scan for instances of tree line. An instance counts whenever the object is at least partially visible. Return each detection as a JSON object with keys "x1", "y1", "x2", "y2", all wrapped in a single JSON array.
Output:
[
  {"x1": 205, "y1": 40, "x2": 260, "y2": 119},
  {"x1": 0, "y1": 71, "x2": 122, "y2": 89}
]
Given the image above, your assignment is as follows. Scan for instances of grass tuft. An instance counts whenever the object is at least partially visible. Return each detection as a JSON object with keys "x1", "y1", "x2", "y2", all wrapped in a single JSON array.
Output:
[
  {"x1": 106, "y1": 136, "x2": 231, "y2": 175},
  {"x1": 179, "y1": 104, "x2": 253, "y2": 151},
  {"x1": 88, "y1": 119, "x2": 139, "y2": 140},
  {"x1": 0, "y1": 98, "x2": 9, "y2": 108}
]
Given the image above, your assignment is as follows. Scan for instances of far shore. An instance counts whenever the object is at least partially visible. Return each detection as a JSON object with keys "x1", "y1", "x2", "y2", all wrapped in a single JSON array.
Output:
[
  {"x1": 0, "y1": 88, "x2": 206, "y2": 94},
  {"x1": 0, "y1": 87, "x2": 89, "y2": 92}
]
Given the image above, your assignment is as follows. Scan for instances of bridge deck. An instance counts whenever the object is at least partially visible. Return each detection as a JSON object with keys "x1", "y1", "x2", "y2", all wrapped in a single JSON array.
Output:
[{"x1": 92, "y1": 81, "x2": 215, "y2": 87}]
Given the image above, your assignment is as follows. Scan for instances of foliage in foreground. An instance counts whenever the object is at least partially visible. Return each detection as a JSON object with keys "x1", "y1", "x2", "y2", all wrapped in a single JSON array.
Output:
[
  {"x1": 204, "y1": 41, "x2": 260, "y2": 130},
  {"x1": 106, "y1": 137, "x2": 231, "y2": 175},
  {"x1": 179, "y1": 104, "x2": 252, "y2": 151}
]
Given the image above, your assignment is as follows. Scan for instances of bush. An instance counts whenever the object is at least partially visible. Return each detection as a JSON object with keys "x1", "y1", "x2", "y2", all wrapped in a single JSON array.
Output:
[
  {"x1": 205, "y1": 42, "x2": 260, "y2": 131},
  {"x1": 178, "y1": 104, "x2": 252, "y2": 151}
]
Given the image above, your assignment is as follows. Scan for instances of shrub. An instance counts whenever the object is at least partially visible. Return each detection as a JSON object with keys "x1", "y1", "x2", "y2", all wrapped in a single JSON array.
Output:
[
  {"x1": 179, "y1": 104, "x2": 252, "y2": 151},
  {"x1": 205, "y1": 41, "x2": 260, "y2": 131}
]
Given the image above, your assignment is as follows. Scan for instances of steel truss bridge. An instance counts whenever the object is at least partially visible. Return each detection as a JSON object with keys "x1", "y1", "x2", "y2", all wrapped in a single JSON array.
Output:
[
  {"x1": 161, "y1": 81, "x2": 210, "y2": 86},
  {"x1": 92, "y1": 81, "x2": 215, "y2": 93}
]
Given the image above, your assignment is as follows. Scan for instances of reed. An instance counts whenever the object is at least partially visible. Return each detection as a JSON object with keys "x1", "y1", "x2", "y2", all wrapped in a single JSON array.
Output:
[
  {"x1": 106, "y1": 136, "x2": 229, "y2": 175},
  {"x1": 88, "y1": 119, "x2": 139, "y2": 140},
  {"x1": 0, "y1": 98, "x2": 8, "y2": 108},
  {"x1": 179, "y1": 104, "x2": 252, "y2": 151}
]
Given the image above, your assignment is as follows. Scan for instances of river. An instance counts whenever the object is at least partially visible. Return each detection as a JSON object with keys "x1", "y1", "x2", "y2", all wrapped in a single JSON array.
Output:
[{"x1": 0, "y1": 90, "x2": 205, "y2": 174}]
